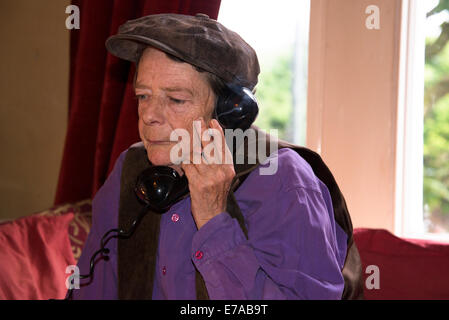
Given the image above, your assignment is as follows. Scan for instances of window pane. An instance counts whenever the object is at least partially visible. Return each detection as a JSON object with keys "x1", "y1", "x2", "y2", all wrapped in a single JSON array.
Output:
[
  {"x1": 218, "y1": 0, "x2": 310, "y2": 143},
  {"x1": 424, "y1": 0, "x2": 449, "y2": 233}
]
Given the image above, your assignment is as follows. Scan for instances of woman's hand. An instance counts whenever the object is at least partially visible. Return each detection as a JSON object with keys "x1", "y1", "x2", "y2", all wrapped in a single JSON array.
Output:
[{"x1": 181, "y1": 118, "x2": 235, "y2": 229}]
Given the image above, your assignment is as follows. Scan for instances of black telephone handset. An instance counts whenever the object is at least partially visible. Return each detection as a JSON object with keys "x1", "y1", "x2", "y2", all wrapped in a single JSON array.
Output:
[
  {"x1": 65, "y1": 85, "x2": 258, "y2": 299},
  {"x1": 134, "y1": 166, "x2": 189, "y2": 213}
]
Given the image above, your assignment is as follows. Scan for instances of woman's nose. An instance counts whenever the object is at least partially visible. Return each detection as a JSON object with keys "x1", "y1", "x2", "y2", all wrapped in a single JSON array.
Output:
[{"x1": 139, "y1": 97, "x2": 165, "y2": 126}]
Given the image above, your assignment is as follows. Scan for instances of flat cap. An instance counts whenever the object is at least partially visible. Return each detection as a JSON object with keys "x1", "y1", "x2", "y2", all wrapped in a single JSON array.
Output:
[{"x1": 105, "y1": 13, "x2": 260, "y2": 89}]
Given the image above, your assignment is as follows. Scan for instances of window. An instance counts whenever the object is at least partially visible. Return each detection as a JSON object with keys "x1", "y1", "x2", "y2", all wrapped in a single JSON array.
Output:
[
  {"x1": 423, "y1": 0, "x2": 449, "y2": 235},
  {"x1": 218, "y1": 0, "x2": 310, "y2": 144},
  {"x1": 397, "y1": 0, "x2": 449, "y2": 240}
]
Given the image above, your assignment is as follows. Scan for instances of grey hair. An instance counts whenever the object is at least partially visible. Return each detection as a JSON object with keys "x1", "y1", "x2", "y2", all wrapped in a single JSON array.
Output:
[{"x1": 133, "y1": 50, "x2": 227, "y2": 103}]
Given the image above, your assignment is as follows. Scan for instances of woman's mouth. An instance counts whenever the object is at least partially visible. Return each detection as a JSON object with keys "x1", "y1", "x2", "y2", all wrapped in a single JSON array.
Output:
[{"x1": 148, "y1": 140, "x2": 172, "y2": 145}]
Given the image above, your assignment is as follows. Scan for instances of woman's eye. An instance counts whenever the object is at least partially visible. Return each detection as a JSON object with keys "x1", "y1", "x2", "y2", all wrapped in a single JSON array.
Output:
[
  {"x1": 135, "y1": 94, "x2": 148, "y2": 101},
  {"x1": 169, "y1": 97, "x2": 186, "y2": 104}
]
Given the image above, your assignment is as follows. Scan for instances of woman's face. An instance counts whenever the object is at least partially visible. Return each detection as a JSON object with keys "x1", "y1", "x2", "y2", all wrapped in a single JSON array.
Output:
[{"x1": 135, "y1": 47, "x2": 215, "y2": 167}]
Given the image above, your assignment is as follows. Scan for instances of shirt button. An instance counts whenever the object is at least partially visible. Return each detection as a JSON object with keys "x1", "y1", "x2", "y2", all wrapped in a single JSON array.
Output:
[
  {"x1": 162, "y1": 266, "x2": 166, "y2": 275},
  {"x1": 195, "y1": 250, "x2": 203, "y2": 260},
  {"x1": 171, "y1": 213, "x2": 180, "y2": 222}
]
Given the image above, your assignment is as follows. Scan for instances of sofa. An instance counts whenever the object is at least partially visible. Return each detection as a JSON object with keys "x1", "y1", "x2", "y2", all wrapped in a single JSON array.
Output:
[{"x1": 0, "y1": 199, "x2": 448, "y2": 300}]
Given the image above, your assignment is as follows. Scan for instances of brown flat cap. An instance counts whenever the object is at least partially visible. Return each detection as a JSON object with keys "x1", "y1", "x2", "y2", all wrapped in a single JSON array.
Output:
[{"x1": 105, "y1": 13, "x2": 260, "y2": 89}]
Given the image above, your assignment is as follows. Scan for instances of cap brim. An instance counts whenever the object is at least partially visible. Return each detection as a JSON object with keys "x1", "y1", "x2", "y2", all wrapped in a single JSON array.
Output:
[{"x1": 105, "y1": 34, "x2": 183, "y2": 63}]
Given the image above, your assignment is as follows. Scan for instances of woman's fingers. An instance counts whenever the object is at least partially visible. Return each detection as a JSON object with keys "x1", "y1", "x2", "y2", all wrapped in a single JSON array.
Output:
[
  {"x1": 182, "y1": 117, "x2": 234, "y2": 172},
  {"x1": 210, "y1": 119, "x2": 233, "y2": 165},
  {"x1": 181, "y1": 117, "x2": 236, "y2": 229},
  {"x1": 192, "y1": 118, "x2": 203, "y2": 164}
]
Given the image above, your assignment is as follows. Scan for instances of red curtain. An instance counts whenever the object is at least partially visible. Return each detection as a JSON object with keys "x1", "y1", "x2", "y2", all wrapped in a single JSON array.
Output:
[{"x1": 55, "y1": 0, "x2": 222, "y2": 205}]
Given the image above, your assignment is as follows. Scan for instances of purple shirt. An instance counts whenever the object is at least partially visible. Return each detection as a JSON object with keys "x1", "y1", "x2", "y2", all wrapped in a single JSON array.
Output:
[{"x1": 70, "y1": 146, "x2": 347, "y2": 299}]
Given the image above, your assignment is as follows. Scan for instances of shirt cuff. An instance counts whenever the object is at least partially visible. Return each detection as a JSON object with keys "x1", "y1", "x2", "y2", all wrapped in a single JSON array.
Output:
[{"x1": 191, "y1": 211, "x2": 247, "y2": 267}]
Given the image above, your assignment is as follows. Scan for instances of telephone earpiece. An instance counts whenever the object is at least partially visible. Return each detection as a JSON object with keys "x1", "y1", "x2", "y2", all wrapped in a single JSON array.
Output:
[
  {"x1": 214, "y1": 84, "x2": 259, "y2": 131},
  {"x1": 134, "y1": 166, "x2": 188, "y2": 213}
]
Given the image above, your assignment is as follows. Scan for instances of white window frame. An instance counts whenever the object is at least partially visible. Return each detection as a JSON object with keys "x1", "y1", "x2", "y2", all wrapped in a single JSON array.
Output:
[{"x1": 396, "y1": 0, "x2": 449, "y2": 242}]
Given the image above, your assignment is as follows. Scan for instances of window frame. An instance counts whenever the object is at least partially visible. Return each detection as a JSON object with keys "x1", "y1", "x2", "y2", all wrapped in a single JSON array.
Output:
[{"x1": 395, "y1": 0, "x2": 449, "y2": 242}]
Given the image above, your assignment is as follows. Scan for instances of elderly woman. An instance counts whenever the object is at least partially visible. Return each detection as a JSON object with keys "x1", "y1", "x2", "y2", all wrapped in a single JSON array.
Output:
[{"x1": 69, "y1": 13, "x2": 363, "y2": 300}]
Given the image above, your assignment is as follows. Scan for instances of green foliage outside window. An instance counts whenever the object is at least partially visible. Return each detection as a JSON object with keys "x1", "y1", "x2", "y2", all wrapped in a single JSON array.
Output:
[
  {"x1": 254, "y1": 51, "x2": 293, "y2": 140},
  {"x1": 424, "y1": 0, "x2": 449, "y2": 232}
]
